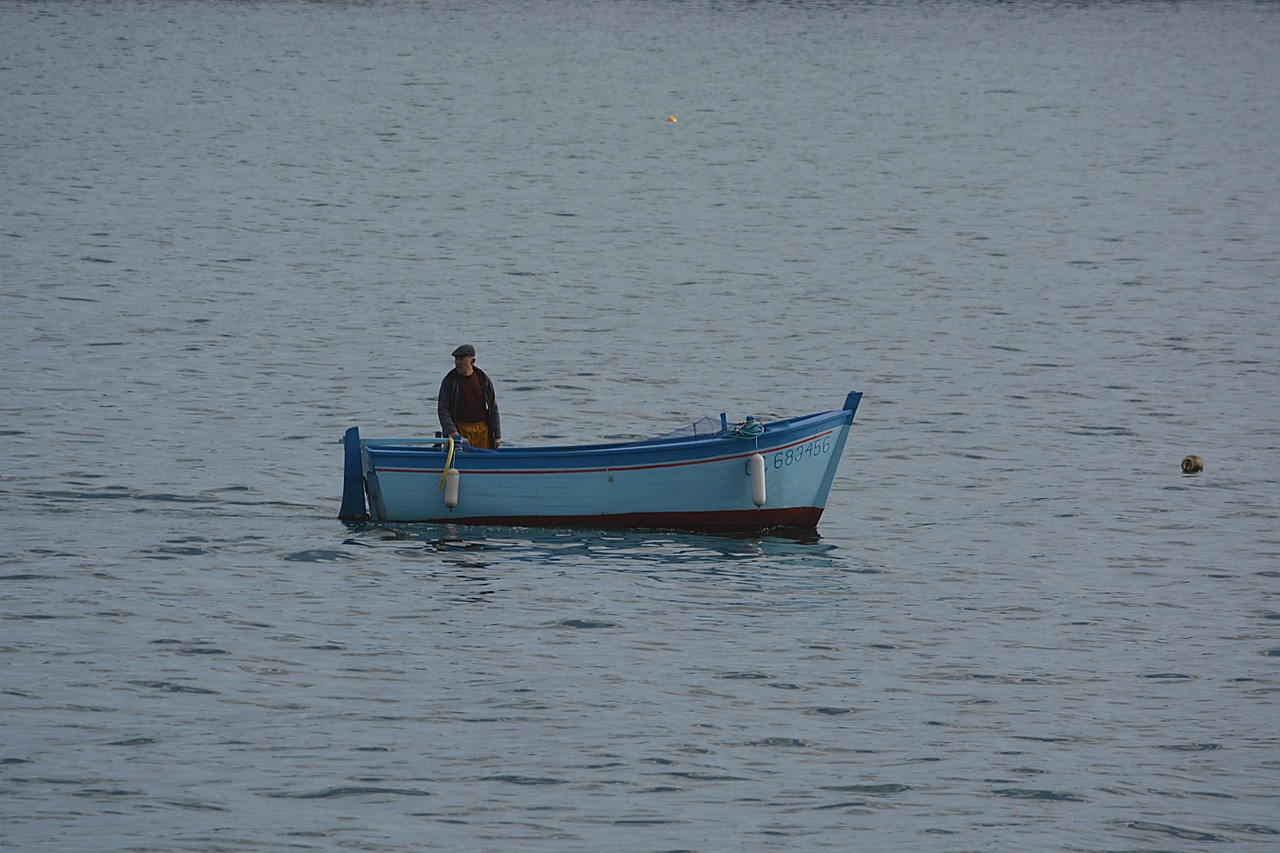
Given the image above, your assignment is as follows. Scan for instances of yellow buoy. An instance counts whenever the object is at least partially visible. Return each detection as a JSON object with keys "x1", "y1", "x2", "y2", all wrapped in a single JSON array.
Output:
[{"x1": 666, "y1": 115, "x2": 677, "y2": 123}]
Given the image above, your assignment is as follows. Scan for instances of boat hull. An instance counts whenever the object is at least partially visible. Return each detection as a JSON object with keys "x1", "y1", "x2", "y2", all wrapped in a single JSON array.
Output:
[{"x1": 341, "y1": 392, "x2": 861, "y2": 532}]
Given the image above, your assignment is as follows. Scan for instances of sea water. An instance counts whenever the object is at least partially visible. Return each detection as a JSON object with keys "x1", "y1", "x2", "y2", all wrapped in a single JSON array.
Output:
[{"x1": 2, "y1": 1, "x2": 1278, "y2": 850}]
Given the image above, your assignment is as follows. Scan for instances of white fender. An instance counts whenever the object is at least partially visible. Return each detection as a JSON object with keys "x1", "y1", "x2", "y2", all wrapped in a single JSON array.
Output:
[
  {"x1": 443, "y1": 467, "x2": 460, "y2": 508},
  {"x1": 749, "y1": 453, "x2": 766, "y2": 507}
]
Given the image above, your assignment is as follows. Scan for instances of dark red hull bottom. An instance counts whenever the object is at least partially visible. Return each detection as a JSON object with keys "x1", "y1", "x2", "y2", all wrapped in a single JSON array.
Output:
[{"x1": 348, "y1": 506, "x2": 824, "y2": 532}]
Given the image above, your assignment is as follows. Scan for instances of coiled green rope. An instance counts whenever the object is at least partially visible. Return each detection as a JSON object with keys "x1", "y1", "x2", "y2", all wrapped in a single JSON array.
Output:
[{"x1": 726, "y1": 417, "x2": 765, "y2": 439}]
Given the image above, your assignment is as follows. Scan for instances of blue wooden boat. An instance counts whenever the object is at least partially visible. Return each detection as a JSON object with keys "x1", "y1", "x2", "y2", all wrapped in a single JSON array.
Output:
[{"x1": 339, "y1": 391, "x2": 862, "y2": 532}]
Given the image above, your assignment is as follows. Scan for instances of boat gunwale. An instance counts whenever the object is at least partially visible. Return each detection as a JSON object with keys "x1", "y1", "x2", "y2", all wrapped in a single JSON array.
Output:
[
  {"x1": 359, "y1": 407, "x2": 854, "y2": 464},
  {"x1": 373, "y1": 430, "x2": 838, "y2": 476}
]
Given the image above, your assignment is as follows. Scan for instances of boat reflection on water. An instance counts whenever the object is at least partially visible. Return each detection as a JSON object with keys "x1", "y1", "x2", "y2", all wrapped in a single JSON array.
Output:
[{"x1": 345, "y1": 520, "x2": 870, "y2": 580}]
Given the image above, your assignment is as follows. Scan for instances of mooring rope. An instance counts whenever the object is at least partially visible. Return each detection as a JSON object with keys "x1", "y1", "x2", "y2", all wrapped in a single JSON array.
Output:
[{"x1": 726, "y1": 417, "x2": 765, "y2": 439}]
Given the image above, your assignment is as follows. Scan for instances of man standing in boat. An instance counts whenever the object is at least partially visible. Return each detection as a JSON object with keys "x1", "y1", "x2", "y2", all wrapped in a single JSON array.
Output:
[{"x1": 438, "y1": 344, "x2": 501, "y2": 449}]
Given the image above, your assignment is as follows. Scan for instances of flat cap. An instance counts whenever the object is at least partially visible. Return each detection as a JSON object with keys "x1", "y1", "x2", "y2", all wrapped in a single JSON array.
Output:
[{"x1": 451, "y1": 344, "x2": 476, "y2": 358}]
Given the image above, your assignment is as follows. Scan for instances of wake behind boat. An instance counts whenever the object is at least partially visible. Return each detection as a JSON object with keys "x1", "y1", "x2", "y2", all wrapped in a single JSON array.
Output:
[{"x1": 339, "y1": 391, "x2": 862, "y2": 532}]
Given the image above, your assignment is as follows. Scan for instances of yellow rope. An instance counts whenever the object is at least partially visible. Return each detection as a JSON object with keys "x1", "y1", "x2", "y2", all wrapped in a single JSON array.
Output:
[{"x1": 439, "y1": 435, "x2": 455, "y2": 488}]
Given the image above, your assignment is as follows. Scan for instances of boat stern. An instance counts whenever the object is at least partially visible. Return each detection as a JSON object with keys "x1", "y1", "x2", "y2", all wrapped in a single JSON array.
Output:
[{"x1": 338, "y1": 427, "x2": 369, "y2": 521}]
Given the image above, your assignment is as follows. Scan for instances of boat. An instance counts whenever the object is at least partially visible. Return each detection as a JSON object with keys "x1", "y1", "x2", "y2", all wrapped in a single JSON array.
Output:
[{"x1": 339, "y1": 391, "x2": 862, "y2": 532}]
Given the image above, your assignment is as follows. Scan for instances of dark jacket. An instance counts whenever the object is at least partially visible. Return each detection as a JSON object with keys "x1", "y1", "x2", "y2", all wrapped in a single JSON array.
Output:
[{"x1": 437, "y1": 366, "x2": 500, "y2": 441}]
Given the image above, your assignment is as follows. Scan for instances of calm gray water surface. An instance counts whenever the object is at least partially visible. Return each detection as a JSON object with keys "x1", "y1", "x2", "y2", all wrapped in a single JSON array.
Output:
[{"x1": 3, "y1": 1, "x2": 1279, "y2": 850}]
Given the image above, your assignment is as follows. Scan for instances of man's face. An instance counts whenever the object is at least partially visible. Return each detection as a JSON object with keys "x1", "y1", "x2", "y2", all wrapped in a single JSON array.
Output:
[{"x1": 455, "y1": 355, "x2": 475, "y2": 374}]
